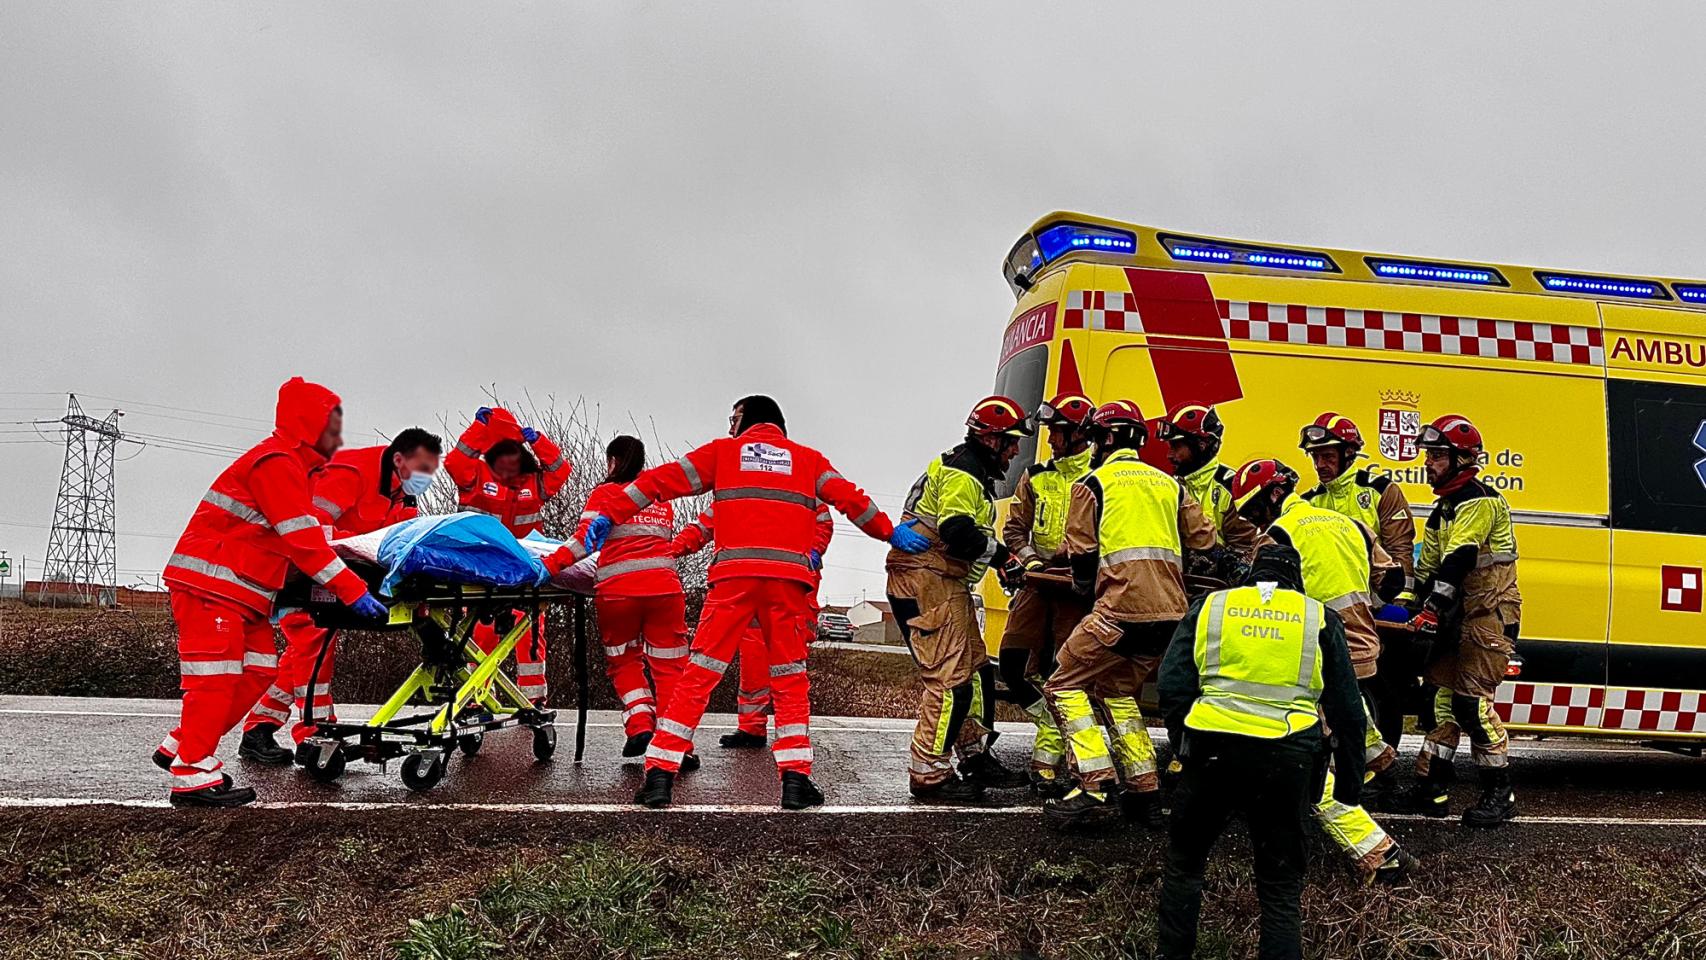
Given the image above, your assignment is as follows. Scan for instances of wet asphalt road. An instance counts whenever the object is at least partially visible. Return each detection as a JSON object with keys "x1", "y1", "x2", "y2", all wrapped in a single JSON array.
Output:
[{"x1": 1, "y1": 695, "x2": 1703, "y2": 824}]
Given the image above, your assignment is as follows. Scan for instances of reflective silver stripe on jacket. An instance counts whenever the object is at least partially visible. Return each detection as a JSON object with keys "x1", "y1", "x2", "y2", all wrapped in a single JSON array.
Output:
[
  {"x1": 1101, "y1": 546, "x2": 1182, "y2": 568},
  {"x1": 543, "y1": 456, "x2": 566, "y2": 473},
  {"x1": 624, "y1": 483, "x2": 653, "y2": 509},
  {"x1": 815, "y1": 470, "x2": 842, "y2": 496},
  {"x1": 454, "y1": 441, "x2": 478, "y2": 457},
  {"x1": 1324, "y1": 591, "x2": 1374, "y2": 613},
  {"x1": 312, "y1": 496, "x2": 345, "y2": 520},
  {"x1": 714, "y1": 486, "x2": 818, "y2": 509},
  {"x1": 180, "y1": 659, "x2": 245, "y2": 676},
  {"x1": 677, "y1": 457, "x2": 705, "y2": 494},
  {"x1": 714, "y1": 547, "x2": 813, "y2": 568},
  {"x1": 202, "y1": 490, "x2": 268, "y2": 526},
  {"x1": 513, "y1": 512, "x2": 541, "y2": 526},
  {"x1": 608, "y1": 523, "x2": 673, "y2": 541},
  {"x1": 311, "y1": 557, "x2": 352, "y2": 586},
  {"x1": 1476, "y1": 551, "x2": 1518, "y2": 568},
  {"x1": 167, "y1": 554, "x2": 277, "y2": 602},
  {"x1": 596, "y1": 556, "x2": 678, "y2": 582},
  {"x1": 851, "y1": 502, "x2": 880, "y2": 528},
  {"x1": 273, "y1": 514, "x2": 320, "y2": 535}
]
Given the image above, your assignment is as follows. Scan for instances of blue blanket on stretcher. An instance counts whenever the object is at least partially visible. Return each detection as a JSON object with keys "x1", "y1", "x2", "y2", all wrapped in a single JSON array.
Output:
[{"x1": 375, "y1": 512, "x2": 550, "y2": 597}]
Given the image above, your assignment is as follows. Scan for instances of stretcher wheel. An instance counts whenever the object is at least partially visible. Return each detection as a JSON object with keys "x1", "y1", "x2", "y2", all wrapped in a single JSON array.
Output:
[
  {"x1": 458, "y1": 732, "x2": 484, "y2": 756},
  {"x1": 532, "y1": 725, "x2": 556, "y2": 762},
  {"x1": 304, "y1": 744, "x2": 347, "y2": 784},
  {"x1": 401, "y1": 749, "x2": 448, "y2": 791}
]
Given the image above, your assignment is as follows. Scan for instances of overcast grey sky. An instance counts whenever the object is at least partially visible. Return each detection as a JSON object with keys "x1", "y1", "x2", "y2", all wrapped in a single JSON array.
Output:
[{"x1": 3, "y1": 3, "x2": 1705, "y2": 605}]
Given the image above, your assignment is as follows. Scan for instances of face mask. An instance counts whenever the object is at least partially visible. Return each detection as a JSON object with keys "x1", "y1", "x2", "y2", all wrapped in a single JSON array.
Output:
[{"x1": 400, "y1": 471, "x2": 435, "y2": 497}]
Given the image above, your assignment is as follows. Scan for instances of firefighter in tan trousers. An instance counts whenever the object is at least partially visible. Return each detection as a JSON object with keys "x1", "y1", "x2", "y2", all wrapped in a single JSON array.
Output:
[
  {"x1": 994, "y1": 393, "x2": 1097, "y2": 799},
  {"x1": 1042, "y1": 400, "x2": 1222, "y2": 830},
  {"x1": 1229, "y1": 458, "x2": 1418, "y2": 884},
  {"x1": 887, "y1": 396, "x2": 1035, "y2": 802}
]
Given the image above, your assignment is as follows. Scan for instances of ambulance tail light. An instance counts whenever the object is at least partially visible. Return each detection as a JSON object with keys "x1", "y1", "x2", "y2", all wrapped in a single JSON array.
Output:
[
  {"x1": 1505, "y1": 654, "x2": 1524, "y2": 679},
  {"x1": 1673, "y1": 284, "x2": 1706, "y2": 304},
  {"x1": 1160, "y1": 234, "x2": 1339, "y2": 273},
  {"x1": 1367, "y1": 257, "x2": 1508, "y2": 287},
  {"x1": 1535, "y1": 272, "x2": 1671, "y2": 301},
  {"x1": 1036, "y1": 224, "x2": 1138, "y2": 262}
]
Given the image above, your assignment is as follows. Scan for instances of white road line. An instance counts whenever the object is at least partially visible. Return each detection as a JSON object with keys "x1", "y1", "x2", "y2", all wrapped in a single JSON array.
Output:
[{"x1": 1, "y1": 796, "x2": 1704, "y2": 826}]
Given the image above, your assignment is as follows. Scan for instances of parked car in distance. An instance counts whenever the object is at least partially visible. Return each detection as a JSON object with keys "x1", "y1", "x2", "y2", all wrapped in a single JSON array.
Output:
[{"x1": 817, "y1": 611, "x2": 855, "y2": 642}]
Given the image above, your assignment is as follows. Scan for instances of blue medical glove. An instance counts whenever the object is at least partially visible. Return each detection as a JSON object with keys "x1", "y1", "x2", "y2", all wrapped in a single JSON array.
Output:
[
  {"x1": 808, "y1": 549, "x2": 823, "y2": 572},
  {"x1": 1375, "y1": 603, "x2": 1410, "y2": 624},
  {"x1": 350, "y1": 593, "x2": 388, "y2": 621},
  {"x1": 475, "y1": 407, "x2": 493, "y2": 424},
  {"x1": 521, "y1": 426, "x2": 540, "y2": 444},
  {"x1": 583, "y1": 515, "x2": 613, "y2": 552},
  {"x1": 889, "y1": 519, "x2": 931, "y2": 554}
]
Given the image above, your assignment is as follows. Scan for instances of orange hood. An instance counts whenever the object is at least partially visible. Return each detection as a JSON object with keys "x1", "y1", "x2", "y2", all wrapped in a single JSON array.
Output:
[{"x1": 274, "y1": 377, "x2": 341, "y2": 448}]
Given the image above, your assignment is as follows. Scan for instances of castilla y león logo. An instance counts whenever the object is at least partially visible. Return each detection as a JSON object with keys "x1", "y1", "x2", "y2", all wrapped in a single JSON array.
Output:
[{"x1": 1377, "y1": 390, "x2": 1422, "y2": 462}]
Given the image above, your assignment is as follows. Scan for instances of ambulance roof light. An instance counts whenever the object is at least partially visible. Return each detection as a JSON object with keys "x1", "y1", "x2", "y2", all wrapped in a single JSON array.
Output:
[
  {"x1": 1535, "y1": 272, "x2": 1670, "y2": 301},
  {"x1": 1159, "y1": 234, "x2": 1338, "y2": 273},
  {"x1": 1672, "y1": 284, "x2": 1706, "y2": 304},
  {"x1": 1035, "y1": 224, "x2": 1137, "y2": 262},
  {"x1": 1366, "y1": 257, "x2": 1508, "y2": 287}
]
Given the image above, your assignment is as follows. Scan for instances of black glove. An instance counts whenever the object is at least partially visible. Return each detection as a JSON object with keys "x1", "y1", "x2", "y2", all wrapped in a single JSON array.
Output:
[{"x1": 997, "y1": 555, "x2": 1028, "y2": 591}]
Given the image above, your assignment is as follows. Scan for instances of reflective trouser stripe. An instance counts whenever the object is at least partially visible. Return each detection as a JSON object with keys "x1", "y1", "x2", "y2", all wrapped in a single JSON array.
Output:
[
  {"x1": 1315, "y1": 769, "x2": 1392, "y2": 868},
  {"x1": 910, "y1": 758, "x2": 951, "y2": 777},
  {"x1": 249, "y1": 701, "x2": 289, "y2": 723},
  {"x1": 690, "y1": 652, "x2": 730, "y2": 674},
  {"x1": 620, "y1": 688, "x2": 652, "y2": 706},
  {"x1": 769, "y1": 661, "x2": 805, "y2": 678},
  {"x1": 773, "y1": 747, "x2": 813, "y2": 765},
  {"x1": 181, "y1": 659, "x2": 244, "y2": 676},
  {"x1": 516, "y1": 663, "x2": 546, "y2": 676},
  {"x1": 737, "y1": 702, "x2": 768, "y2": 715},
  {"x1": 774, "y1": 723, "x2": 809, "y2": 740},
  {"x1": 243, "y1": 651, "x2": 277, "y2": 670},
  {"x1": 1053, "y1": 689, "x2": 1115, "y2": 775},
  {"x1": 1104, "y1": 696, "x2": 1157, "y2": 780},
  {"x1": 1024, "y1": 699, "x2": 1065, "y2": 769},
  {"x1": 657, "y1": 719, "x2": 695, "y2": 741},
  {"x1": 646, "y1": 743, "x2": 685, "y2": 764},
  {"x1": 622, "y1": 704, "x2": 655, "y2": 721},
  {"x1": 605, "y1": 641, "x2": 636, "y2": 657},
  {"x1": 932, "y1": 687, "x2": 957, "y2": 756},
  {"x1": 646, "y1": 644, "x2": 690, "y2": 660}
]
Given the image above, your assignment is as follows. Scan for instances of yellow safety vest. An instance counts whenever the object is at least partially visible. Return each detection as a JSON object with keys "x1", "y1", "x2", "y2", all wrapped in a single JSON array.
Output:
[
  {"x1": 1179, "y1": 460, "x2": 1237, "y2": 548},
  {"x1": 1270, "y1": 495, "x2": 1373, "y2": 616},
  {"x1": 1026, "y1": 447, "x2": 1093, "y2": 557},
  {"x1": 1301, "y1": 468, "x2": 1394, "y2": 535},
  {"x1": 904, "y1": 454, "x2": 998, "y2": 584},
  {"x1": 1416, "y1": 482, "x2": 1519, "y2": 583},
  {"x1": 1087, "y1": 448, "x2": 1183, "y2": 568},
  {"x1": 1186, "y1": 585, "x2": 1326, "y2": 739}
]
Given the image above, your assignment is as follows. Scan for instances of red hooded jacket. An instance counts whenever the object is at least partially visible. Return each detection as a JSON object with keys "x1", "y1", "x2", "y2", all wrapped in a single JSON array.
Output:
[
  {"x1": 164, "y1": 377, "x2": 370, "y2": 615},
  {"x1": 311, "y1": 445, "x2": 419, "y2": 539},
  {"x1": 583, "y1": 482, "x2": 680, "y2": 598},
  {"x1": 445, "y1": 407, "x2": 571, "y2": 538}
]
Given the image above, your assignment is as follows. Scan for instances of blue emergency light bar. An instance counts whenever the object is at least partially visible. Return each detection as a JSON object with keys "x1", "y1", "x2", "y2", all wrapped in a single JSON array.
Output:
[
  {"x1": 1160, "y1": 234, "x2": 1338, "y2": 273},
  {"x1": 1366, "y1": 257, "x2": 1507, "y2": 287},
  {"x1": 1535, "y1": 272, "x2": 1670, "y2": 301},
  {"x1": 1673, "y1": 284, "x2": 1706, "y2": 304},
  {"x1": 1035, "y1": 224, "x2": 1138, "y2": 262}
]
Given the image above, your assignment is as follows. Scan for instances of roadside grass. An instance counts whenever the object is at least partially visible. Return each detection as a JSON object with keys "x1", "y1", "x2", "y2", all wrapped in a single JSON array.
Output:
[{"x1": 4, "y1": 808, "x2": 1706, "y2": 960}]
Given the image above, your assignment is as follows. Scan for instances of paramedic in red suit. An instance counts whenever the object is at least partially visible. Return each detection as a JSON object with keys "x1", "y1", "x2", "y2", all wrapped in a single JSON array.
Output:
[
  {"x1": 153, "y1": 377, "x2": 387, "y2": 807},
  {"x1": 237, "y1": 429, "x2": 444, "y2": 765},
  {"x1": 446, "y1": 405, "x2": 573, "y2": 704},
  {"x1": 671, "y1": 499, "x2": 835, "y2": 749},
  {"x1": 550, "y1": 395, "x2": 928, "y2": 810},
  {"x1": 584, "y1": 435, "x2": 691, "y2": 760}
]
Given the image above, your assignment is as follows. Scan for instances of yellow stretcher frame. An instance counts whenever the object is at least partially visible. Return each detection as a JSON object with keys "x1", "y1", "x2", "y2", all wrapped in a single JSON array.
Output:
[{"x1": 297, "y1": 582, "x2": 592, "y2": 793}]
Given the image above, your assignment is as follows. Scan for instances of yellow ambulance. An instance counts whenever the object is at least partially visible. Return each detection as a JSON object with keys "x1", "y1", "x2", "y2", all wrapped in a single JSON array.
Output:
[{"x1": 986, "y1": 212, "x2": 1706, "y2": 743}]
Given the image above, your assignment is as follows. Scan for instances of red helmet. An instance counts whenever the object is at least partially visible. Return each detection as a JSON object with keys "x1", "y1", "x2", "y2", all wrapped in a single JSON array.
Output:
[
  {"x1": 1299, "y1": 412, "x2": 1364, "y2": 452},
  {"x1": 1158, "y1": 403, "x2": 1225, "y2": 455},
  {"x1": 966, "y1": 395, "x2": 1032, "y2": 438},
  {"x1": 1088, "y1": 400, "x2": 1149, "y2": 448},
  {"x1": 1417, "y1": 414, "x2": 1483, "y2": 454},
  {"x1": 1229, "y1": 458, "x2": 1301, "y2": 509},
  {"x1": 1037, "y1": 393, "x2": 1096, "y2": 428}
]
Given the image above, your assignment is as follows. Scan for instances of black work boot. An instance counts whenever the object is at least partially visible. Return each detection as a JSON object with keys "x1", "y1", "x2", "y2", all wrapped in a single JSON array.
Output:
[
  {"x1": 1403, "y1": 763, "x2": 1453, "y2": 817},
  {"x1": 680, "y1": 752, "x2": 702, "y2": 774},
  {"x1": 238, "y1": 724, "x2": 293, "y2": 766},
  {"x1": 621, "y1": 730, "x2": 653, "y2": 758},
  {"x1": 1119, "y1": 788, "x2": 1166, "y2": 830},
  {"x1": 1462, "y1": 768, "x2": 1517, "y2": 828},
  {"x1": 1370, "y1": 845, "x2": 1420, "y2": 886},
  {"x1": 1365, "y1": 768, "x2": 1400, "y2": 812},
  {"x1": 152, "y1": 748, "x2": 174, "y2": 772},
  {"x1": 910, "y1": 775, "x2": 985, "y2": 804},
  {"x1": 634, "y1": 768, "x2": 675, "y2": 808},
  {"x1": 169, "y1": 782, "x2": 257, "y2": 808},
  {"x1": 780, "y1": 771, "x2": 825, "y2": 810},
  {"x1": 1044, "y1": 787, "x2": 1119, "y2": 830},
  {"x1": 719, "y1": 729, "x2": 767, "y2": 749},
  {"x1": 959, "y1": 751, "x2": 1029, "y2": 790},
  {"x1": 1029, "y1": 768, "x2": 1069, "y2": 800}
]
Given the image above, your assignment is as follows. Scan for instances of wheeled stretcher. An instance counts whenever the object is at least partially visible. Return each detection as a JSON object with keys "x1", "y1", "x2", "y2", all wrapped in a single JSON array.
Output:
[{"x1": 279, "y1": 515, "x2": 598, "y2": 793}]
